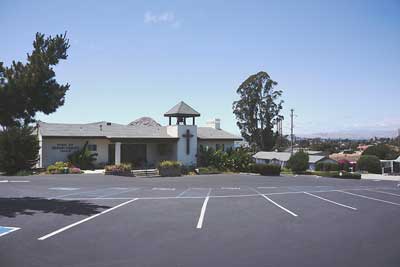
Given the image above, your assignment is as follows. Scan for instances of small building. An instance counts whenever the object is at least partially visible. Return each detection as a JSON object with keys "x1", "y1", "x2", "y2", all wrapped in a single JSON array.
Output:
[
  {"x1": 253, "y1": 151, "x2": 336, "y2": 170},
  {"x1": 37, "y1": 101, "x2": 242, "y2": 168},
  {"x1": 381, "y1": 156, "x2": 400, "y2": 174}
]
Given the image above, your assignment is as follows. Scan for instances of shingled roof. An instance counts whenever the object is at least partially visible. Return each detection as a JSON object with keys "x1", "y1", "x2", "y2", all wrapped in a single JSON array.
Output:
[{"x1": 164, "y1": 101, "x2": 200, "y2": 117}]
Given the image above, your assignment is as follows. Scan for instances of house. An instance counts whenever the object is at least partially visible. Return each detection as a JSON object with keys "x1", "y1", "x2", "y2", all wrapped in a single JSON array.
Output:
[
  {"x1": 37, "y1": 101, "x2": 242, "y2": 168},
  {"x1": 381, "y1": 156, "x2": 400, "y2": 174},
  {"x1": 253, "y1": 151, "x2": 337, "y2": 170},
  {"x1": 329, "y1": 151, "x2": 362, "y2": 165}
]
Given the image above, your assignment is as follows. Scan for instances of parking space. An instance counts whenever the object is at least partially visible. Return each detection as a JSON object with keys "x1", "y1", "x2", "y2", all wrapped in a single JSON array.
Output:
[{"x1": 1, "y1": 173, "x2": 400, "y2": 267}]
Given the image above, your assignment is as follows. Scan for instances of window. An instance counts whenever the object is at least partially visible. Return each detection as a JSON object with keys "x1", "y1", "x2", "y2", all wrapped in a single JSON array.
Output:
[
  {"x1": 87, "y1": 144, "x2": 97, "y2": 151},
  {"x1": 216, "y1": 144, "x2": 221, "y2": 150}
]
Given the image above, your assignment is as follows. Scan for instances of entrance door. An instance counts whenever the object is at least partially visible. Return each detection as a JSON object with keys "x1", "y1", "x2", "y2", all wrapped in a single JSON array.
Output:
[{"x1": 121, "y1": 144, "x2": 147, "y2": 168}]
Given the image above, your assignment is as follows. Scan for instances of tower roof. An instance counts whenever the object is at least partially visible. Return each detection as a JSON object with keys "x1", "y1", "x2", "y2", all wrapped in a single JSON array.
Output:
[{"x1": 164, "y1": 101, "x2": 200, "y2": 117}]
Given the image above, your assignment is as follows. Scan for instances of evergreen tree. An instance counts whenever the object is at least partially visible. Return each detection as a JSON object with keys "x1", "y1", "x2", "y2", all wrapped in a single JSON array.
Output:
[{"x1": 232, "y1": 71, "x2": 283, "y2": 151}]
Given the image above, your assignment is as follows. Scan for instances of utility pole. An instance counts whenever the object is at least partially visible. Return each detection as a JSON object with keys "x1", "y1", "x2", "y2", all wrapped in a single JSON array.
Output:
[{"x1": 290, "y1": 109, "x2": 294, "y2": 155}]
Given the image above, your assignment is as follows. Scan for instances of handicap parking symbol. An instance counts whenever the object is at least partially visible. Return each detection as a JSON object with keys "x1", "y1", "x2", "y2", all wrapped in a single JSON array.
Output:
[{"x1": 0, "y1": 226, "x2": 20, "y2": 237}]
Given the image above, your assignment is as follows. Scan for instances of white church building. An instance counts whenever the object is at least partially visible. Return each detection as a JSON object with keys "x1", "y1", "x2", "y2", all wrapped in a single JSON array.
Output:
[{"x1": 37, "y1": 101, "x2": 242, "y2": 168}]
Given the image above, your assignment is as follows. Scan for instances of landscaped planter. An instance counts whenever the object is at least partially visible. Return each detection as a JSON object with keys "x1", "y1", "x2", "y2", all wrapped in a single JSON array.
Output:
[
  {"x1": 104, "y1": 164, "x2": 134, "y2": 177},
  {"x1": 159, "y1": 167, "x2": 181, "y2": 177}
]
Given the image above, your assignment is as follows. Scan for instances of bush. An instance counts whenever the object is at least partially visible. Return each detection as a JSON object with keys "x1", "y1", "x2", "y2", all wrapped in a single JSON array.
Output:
[
  {"x1": 69, "y1": 167, "x2": 83, "y2": 174},
  {"x1": 363, "y1": 144, "x2": 400, "y2": 160},
  {"x1": 158, "y1": 161, "x2": 182, "y2": 177},
  {"x1": 0, "y1": 126, "x2": 40, "y2": 175},
  {"x1": 47, "y1": 161, "x2": 69, "y2": 174},
  {"x1": 254, "y1": 164, "x2": 281, "y2": 176},
  {"x1": 105, "y1": 163, "x2": 132, "y2": 172},
  {"x1": 287, "y1": 151, "x2": 309, "y2": 173},
  {"x1": 181, "y1": 165, "x2": 196, "y2": 175},
  {"x1": 196, "y1": 167, "x2": 221, "y2": 175},
  {"x1": 337, "y1": 159, "x2": 350, "y2": 171},
  {"x1": 68, "y1": 141, "x2": 98, "y2": 170},
  {"x1": 197, "y1": 146, "x2": 253, "y2": 172},
  {"x1": 357, "y1": 155, "x2": 381, "y2": 174},
  {"x1": 315, "y1": 162, "x2": 339, "y2": 172}
]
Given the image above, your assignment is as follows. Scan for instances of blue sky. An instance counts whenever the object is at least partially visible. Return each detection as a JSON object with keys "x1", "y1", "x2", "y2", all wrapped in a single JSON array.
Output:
[{"x1": 1, "y1": 0, "x2": 399, "y2": 137}]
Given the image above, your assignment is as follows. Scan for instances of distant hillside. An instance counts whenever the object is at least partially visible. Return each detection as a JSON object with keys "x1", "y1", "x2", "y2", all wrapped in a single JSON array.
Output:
[{"x1": 300, "y1": 129, "x2": 399, "y2": 140}]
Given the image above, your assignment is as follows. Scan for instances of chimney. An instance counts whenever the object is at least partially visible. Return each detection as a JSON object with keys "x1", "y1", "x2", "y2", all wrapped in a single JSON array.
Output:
[{"x1": 206, "y1": 118, "x2": 221, "y2": 130}]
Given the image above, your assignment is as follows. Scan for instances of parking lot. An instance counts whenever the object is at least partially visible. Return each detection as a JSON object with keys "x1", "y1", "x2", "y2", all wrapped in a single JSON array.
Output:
[{"x1": 1, "y1": 173, "x2": 400, "y2": 267}]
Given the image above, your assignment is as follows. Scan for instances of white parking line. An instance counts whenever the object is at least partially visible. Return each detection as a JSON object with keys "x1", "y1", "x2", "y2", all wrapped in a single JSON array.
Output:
[
  {"x1": 0, "y1": 227, "x2": 20, "y2": 237},
  {"x1": 337, "y1": 190, "x2": 400, "y2": 206},
  {"x1": 49, "y1": 187, "x2": 80, "y2": 191},
  {"x1": 95, "y1": 188, "x2": 139, "y2": 198},
  {"x1": 54, "y1": 188, "x2": 112, "y2": 198},
  {"x1": 196, "y1": 189, "x2": 212, "y2": 229},
  {"x1": 250, "y1": 187, "x2": 298, "y2": 217},
  {"x1": 221, "y1": 187, "x2": 240, "y2": 190},
  {"x1": 366, "y1": 189, "x2": 400, "y2": 197},
  {"x1": 303, "y1": 192, "x2": 357, "y2": 210},
  {"x1": 38, "y1": 198, "x2": 138, "y2": 240},
  {"x1": 176, "y1": 188, "x2": 191, "y2": 198},
  {"x1": 152, "y1": 187, "x2": 176, "y2": 191}
]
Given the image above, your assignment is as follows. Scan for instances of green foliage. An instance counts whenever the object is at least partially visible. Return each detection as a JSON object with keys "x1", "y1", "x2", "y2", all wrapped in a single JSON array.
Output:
[
  {"x1": 197, "y1": 146, "x2": 253, "y2": 172},
  {"x1": 287, "y1": 151, "x2": 309, "y2": 173},
  {"x1": 0, "y1": 126, "x2": 39, "y2": 175},
  {"x1": 0, "y1": 32, "x2": 70, "y2": 127},
  {"x1": 158, "y1": 161, "x2": 182, "y2": 177},
  {"x1": 197, "y1": 167, "x2": 221, "y2": 175},
  {"x1": 315, "y1": 162, "x2": 339, "y2": 172},
  {"x1": 232, "y1": 71, "x2": 283, "y2": 151},
  {"x1": 254, "y1": 164, "x2": 281, "y2": 176},
  {"x1": 181, "y1": 165, "x2": 196, "y2": 175},
  {"x1": 363, "y1": 144, "x2": 400, "y2": 160},
  {"x1": 357, "y1": 155, "x2": 381, "y2": 174},
  {"x1": 46, "y1": 161, "x2": 69, "y2": 174},
  {"x1": 105, "y1": 163, "x2": 132, "y2": 173},
  {"x1": 68, "y1": 142, "x2": 98, "y2": 170}
]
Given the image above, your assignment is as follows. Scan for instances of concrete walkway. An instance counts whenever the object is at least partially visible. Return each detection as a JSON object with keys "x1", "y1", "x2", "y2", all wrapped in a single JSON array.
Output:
[{"x1": 362, "y1": 173, "x2": 400, "y2": 181}]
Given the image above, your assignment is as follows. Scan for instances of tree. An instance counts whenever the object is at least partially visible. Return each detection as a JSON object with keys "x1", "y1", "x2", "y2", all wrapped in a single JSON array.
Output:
[
  {"x1": 0, "y1": 32, "x2": 70, "y2": 174},
  {"x1": 68, "y1": 141, "x2": 98, "y2": 170},
  {"x1": 287, "y1": 151, "x2": 309, "y2": 173},
  {"x1": 233, "y1": 71, "x2": 283, "y2": 151},
  {"x1": 0, "y1": 126, "x2": 40, "y2": 175},
  {"x1": 0, "y1": 32, "x2": 70, "y2": 128},
  {"x1": 357, "y1": 155, "x2": 381, "y2": 174},
  {"x1": 363, "y1": 144, "x2": 399, "y2": 160}
]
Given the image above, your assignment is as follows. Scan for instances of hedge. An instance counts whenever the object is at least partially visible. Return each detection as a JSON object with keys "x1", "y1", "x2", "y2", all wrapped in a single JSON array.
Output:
[
  {"x1": 315, "y1": 162, "x2": 339, "y2": 172},
  {"x1": 254, "y1": 164, "x2": 281, "y2": 176},
  {"x1": 196, "y1": 167, "x2": 221, "y2": 175}
]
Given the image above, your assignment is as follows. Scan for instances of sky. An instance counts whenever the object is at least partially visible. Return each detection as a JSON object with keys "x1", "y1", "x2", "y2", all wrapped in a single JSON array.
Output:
[{"x1": 1, "y1": 0, "x2": 399, "y2": 137}]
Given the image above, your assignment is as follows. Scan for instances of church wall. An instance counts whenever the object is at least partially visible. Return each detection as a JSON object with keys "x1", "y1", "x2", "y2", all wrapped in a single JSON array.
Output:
[
  {"x1": 167, "y1": 125, "x2": 197, "y2": 166},
  {"x1": 40, "y1": 138, "x2": 110, "y2": 168},
  {"x1": 197, "y1": 140, "x2": 235, "y2": 151}
]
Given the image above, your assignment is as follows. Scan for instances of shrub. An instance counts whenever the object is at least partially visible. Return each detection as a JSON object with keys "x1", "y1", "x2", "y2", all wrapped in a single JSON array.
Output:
[
  {"x1": 105, "y1": 163, "x2": 132, "y2": 173},
  {"x1": 0, "y1": 126, "x2": 40, "y2": 175},
  {"x1": 197, "y1": 146, "x2": 253, "y2": 172},
  {"x1": 158, "y1": 161, "x2": 182, "y2": 177},
  {"x1": 69, "y1": 167, "x2": 82, "y2": 174},
  {"x1": 287, "y1": 151, "x2": 309, "y2": 173},
  {"x1": 338, "y1": 159, "x2": 350, "y2": 171},
  {"x1": 254, "y1": 164, "x2": 281, "y2": 176},
  {"x1": 357, "y1": 155, "x2": 381, "y2": 174},
  {"x1": 196, "y1": 167, "x2": 221, "y2": 175},
  {"x1": 313, "y1": 171, "x2": 361, "y2": 179},
  {"x1": 315, "y1": 162, "x2": 339, "y2": 172},
  {"x1": 181, "y1": 165, "x2": 196, "y2": 175},
  {"x1": 68, "y1": 141, "x2": 98, "y2": 170},
  {"x1": 47, "y1": 161, "x2": 69, "y2": 174},
  {"x1": 363, "y1": 144, "x2": 400, "y2": 160}
]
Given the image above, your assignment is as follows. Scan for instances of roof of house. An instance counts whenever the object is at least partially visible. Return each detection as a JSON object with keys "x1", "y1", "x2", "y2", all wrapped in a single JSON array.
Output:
[
  {"x1": 253, "y1": 151, "x2": 329, "y2": 164},
  {"x1": 164, "y1": 101, "x2": 200, "y2": 117},
  {"x1": 37, "y1": 121, "x2": 242, "y2": 141},
  {"x1": 197, "y1": 127, "x2": 242, "y2": 140}
]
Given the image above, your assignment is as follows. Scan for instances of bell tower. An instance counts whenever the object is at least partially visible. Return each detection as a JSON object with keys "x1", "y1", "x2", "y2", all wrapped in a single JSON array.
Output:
[{"x1": 165, "y1": 101, "x2": 200, "y2": 166}]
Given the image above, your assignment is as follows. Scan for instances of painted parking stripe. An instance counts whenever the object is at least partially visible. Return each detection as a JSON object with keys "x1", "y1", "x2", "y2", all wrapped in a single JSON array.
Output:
[
  {"x1": 49, "y1": 187, "x2": 80, "y2": 191},
  {"x1": 152, "y1": 187, "x2": 176, "y2": 191},
  {"x1": 221, "y1": 187, "x2": 240, "y2": 190},
  {"x1": 366, "y1": 189, "x2": 400, "y2": 197},
  {"x1": 0, "y1": 180, "x2": 30, "y2": 183},
  {"x1": 54, "y1": 188, "x2": 113, "y2": 198},
  {"x1": 303, "y1": 192, "x2": 357, "y2": 210},
  {"x1": 176, "y1": 188, "x2": 192, "y2": 198},
  {"x1": 337, "y1": 190, "x2": 400, "y2": 206},
  {"x1": 95, "y1": 188, "x2": 140, "y2": 198},
  {"x1": 196, "y1": 189, "x2": 212, "y2": 229},
  {"x1": 250, "y1": 187, "x2": 298, "y2": 217},
  {"x1": 38, "y1": 198, "x2": 138, "y2": 240},
  {"x1": 0, "y1": 226, "x2": 20, "y2": 237}
]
